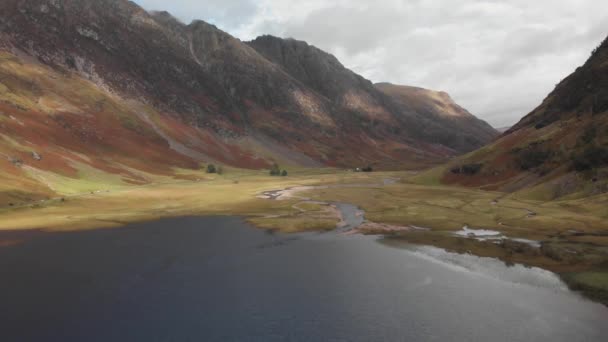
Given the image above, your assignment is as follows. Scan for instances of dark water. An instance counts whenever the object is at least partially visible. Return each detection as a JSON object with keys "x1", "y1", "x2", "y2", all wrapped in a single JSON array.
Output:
[{"x1": 1, "y1": 216, "x2": 607, "y2": 342}]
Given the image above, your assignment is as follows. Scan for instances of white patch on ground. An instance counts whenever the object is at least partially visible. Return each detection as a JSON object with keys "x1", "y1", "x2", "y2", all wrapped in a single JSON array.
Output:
[
  {"x1": 455, "y1": 225, "x2": 502, "y2": 237},
  {"x1": 76, "y1": 26, "x2": 100, "y2": 41},
  {"x1": 454, "y1": 225, "x2": 541, "y2": 248},
  {"x1": 257, "y1": 185, "x2": 326, "y2": 201},
  {"x1": 9, "y1": 115, "x2": 25, "y2": 126}
]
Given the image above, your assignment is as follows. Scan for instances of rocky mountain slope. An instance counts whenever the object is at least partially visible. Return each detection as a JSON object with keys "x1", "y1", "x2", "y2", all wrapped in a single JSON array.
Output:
[
  {"x1": 436, "y1": 35, "x2": 608, "y2": 200},
  {"x1": 247, "y1": 36, "x2": 497, "y2": 153},
  {"x1": 374, "y1": 83, "x2": 498, "y2": 151},
  {"x1": 0, "y1": 0, "x2": 496, "y2": 205}
]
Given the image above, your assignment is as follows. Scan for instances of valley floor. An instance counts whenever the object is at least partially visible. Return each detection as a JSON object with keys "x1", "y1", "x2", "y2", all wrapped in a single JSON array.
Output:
[{"x1": 1, "y1": 168, "x2": 607, "y2": 304}]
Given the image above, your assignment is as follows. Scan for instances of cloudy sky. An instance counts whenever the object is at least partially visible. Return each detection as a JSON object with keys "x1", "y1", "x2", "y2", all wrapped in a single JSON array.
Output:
[{"x1": 133, "y1": 0, "x2": 608, "y2": 127}]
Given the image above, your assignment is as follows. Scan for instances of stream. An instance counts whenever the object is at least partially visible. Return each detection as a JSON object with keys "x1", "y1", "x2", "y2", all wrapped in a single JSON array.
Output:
[{"x1": 258, "y1": 178, "x2": 400, "y2": 233}]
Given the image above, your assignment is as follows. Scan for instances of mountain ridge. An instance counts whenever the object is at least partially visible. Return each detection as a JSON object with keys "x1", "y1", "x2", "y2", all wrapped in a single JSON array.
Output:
[{"x1": 0, "y1": 0, "x2": 497, "y2": 205}]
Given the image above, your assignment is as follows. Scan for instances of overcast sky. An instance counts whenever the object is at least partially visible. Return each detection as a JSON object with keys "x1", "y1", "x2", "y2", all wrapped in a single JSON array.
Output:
[{"x1": 133, "y1": 0, "x2": 608, "y2": 127}]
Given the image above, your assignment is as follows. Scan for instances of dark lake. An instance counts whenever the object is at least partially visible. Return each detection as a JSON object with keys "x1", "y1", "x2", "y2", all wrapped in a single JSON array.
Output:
[{"x1": 1, "y1": 216, "x2": 607, "y2": 341}]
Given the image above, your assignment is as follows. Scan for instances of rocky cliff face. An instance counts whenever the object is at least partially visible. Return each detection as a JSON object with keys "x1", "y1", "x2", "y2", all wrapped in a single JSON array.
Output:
[
  {"x1": 439, "y1": 35, "x2": 608, "y2": 199},
  {"x1": 248, "y1": 36, "x2": 498, "y2": 152},
  {"x1": 0, "y1": 0, "x2": 497, "y2": 204},
  {"x1": 248, "y1": 35, "x2": 380, "y2": 104}
]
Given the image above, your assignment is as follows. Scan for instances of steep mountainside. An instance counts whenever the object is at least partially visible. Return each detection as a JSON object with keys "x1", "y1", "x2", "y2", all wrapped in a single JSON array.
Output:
[
  {"x1": 436, "y1": 35, "x2": 608, "y2": 200},
  {"x1": 374, "y1": 83, "x2": 498, "y2": 151},
  {"x1": 248, "y1": 36, "x2": 497, "y2": 153},
  {"x1": 0, "y1": 0, "x2": 496, "y2": 205}
]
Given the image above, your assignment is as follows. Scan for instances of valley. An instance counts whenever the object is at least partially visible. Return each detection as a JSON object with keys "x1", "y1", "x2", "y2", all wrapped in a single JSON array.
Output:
[{"x1": 0, "y1": 1, "x2": 607, "y2": 338}]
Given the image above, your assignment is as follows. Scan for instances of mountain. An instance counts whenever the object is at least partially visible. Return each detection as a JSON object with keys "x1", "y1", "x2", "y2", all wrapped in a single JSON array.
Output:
[
  {"x1": 374, "y1": 83, "x2": 498, "y2": 151},
  {"x1": 0, "y1": 0, "x2": 496, "y2": 205},
  {"x1": 435, "y1": 35, "x2": 608, "y2": 199},
  {"x1": 495, "y1": 126, "x2": 511, "y2": 133},
  {"x1": 247, "y1": 36, "x2": 497, "y2": 152}
]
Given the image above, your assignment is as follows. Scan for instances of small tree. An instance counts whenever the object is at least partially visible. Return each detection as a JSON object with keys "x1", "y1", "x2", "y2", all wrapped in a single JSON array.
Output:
[
  {"x1": 281, "y1": 170, "x2": 288, "y2": 177},
  {"x1": 206, "y1": 164, "x2": 217, "y2": 174},
  {"x1": 269, "y1": 163, "x2": 281, "y2": 176}
]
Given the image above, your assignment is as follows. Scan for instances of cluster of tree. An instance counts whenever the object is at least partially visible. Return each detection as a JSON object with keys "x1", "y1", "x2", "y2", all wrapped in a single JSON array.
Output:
[
  {"x1": 516, "y1": 149, "x2": 552, "y2": 171},
  {"x1": 269, "y1": 163, "x2": 288, "y2": 177},
  {"x1": 354, "y1": 165, "x2": 373, "y2": 172},
  {"x1": 206, "y1": 164, "x2": 223, "y2": 174},
  {"x1": 450, "y1": 163, "x2": 483, "y2": 175},
  {"x1": 591, "y1": 36, "x2": 608, "y2": 56},
  {"x1": 572, "y1": 146, "x2": 608, "y2": 172}
]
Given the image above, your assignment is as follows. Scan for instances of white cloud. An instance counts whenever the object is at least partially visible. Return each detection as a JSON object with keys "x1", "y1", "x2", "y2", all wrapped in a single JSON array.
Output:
[{"x1": 133, "y1": 0, "x2": 608, "y2": 127}]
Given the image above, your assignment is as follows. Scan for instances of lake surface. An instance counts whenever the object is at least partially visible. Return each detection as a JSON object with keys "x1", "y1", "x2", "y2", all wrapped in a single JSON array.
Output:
[{"x1": 1, "y1": 216, "x2": 607, "y2": 341}]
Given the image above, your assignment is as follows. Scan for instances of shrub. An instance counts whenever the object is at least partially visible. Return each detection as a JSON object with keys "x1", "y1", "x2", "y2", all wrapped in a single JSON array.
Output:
[
  {"x1": 580, "y1": 126, "x2": 597, "y2": 145},
  {"x1": 281, "y1": 170, "x2": 288, "y2": 177},
  {"x1": 269, "y1": 163, "x2": 281, "y2": 176},
  {"x1": 217, "y1": 166, "x2": 224, "y2": 175},
  {"x1": 206, "y1": 164, "x2": 217, "y2": 174},
  {"x1": 517, "y1": 150, "x2": 551, "y2": 171}
]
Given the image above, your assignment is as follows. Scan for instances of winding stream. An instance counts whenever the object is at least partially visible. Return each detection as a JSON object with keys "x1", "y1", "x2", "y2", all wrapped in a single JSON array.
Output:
[
  {"x1": 259, "y1": 178, "x2": 543, "y2": 244},
  {"x1": 258, "y1": 178, "x2": 407, "y2": 233}
]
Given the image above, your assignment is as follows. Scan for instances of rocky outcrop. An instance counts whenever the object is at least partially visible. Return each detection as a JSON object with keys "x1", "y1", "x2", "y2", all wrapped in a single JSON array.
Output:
[{"x1": 248, "y1": 35, "x2": 377, "y2": 103}]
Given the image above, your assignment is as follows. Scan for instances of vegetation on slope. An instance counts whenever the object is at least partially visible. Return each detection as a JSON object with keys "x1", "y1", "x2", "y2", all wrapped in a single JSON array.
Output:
[{"x1": 425, "y1": 34, "x2": 608, "y2": 200}]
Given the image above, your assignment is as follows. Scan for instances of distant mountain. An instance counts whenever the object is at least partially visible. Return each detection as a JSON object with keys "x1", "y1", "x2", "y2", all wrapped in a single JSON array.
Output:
[
  {"x1": 437, "y1": 35, "x2": 608, "y2": 199},
  {"x1": 374, "y1": 83, "x2": 498, "y2": 150},
  {"x1": 0, "y1": 0, "x2": 496, "y2": 204},
  {"x1": 495, "y1": 126, "x2": 511, "y2": 133}
]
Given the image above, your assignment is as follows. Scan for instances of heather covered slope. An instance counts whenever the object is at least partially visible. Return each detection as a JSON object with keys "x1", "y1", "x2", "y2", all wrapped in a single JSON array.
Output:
[
  {"x1": 0, "y1": 50, "x2": 272, "y2": 205},
  {"x1": 430, "y1": 35, "x2": 608, "y2": 200},
  {"x1": 0, "y1": 0, "x2": 495, "y2": 205}
]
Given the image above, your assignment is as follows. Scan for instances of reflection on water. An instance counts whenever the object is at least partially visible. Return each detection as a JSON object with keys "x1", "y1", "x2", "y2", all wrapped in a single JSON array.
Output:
[
  {"x1": 384, "y1": 242, "x2": 567, "y2": 291},
  {"x1": 0, "y1": 216, "x2": 606, "y2": 342}
]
